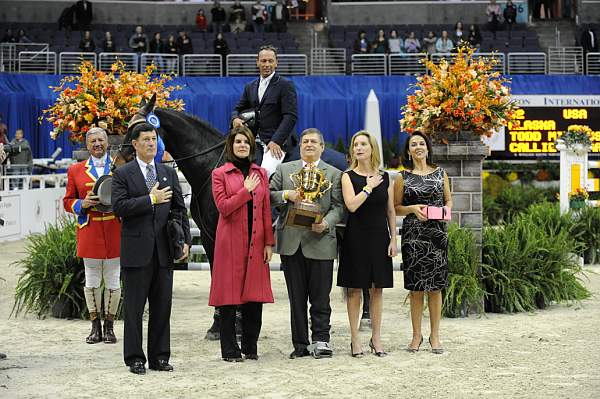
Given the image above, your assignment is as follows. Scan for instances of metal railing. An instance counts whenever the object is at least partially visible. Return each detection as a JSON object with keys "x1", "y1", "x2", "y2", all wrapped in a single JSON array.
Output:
[
  {"x1": 548, "y1": 47, "x2": 584, "y2": 75},
  {"x1": 18, "y1": 50, "x2": 56, "y2": 74},
  {"x1": 351, "y1": 53, "x2": 386, "y2": 75},
  {"x1": 586, "y1": 52, "x2": 600, "y2": 75},
  {"x1": 507, "y1": 52, "x2": 547, "y2": 74},
  {"x1": 1, "y1": 43, "x2": 50, "y2": 73},
  {"x1": 182, "y1": 54, "x2": 221, "y2": 76},
  {"x1": 226, "y1": 54, "x2": 259, "y2": 76},
  {"x1": 473, "y1": 52, "x2": 506, "y2": 74},
  {"x1": 98, "y1": 52, "x2": 138, "y2": 72},
  {"x1": 141, "y1": 53, "x2": 180, "y2": 75},
  {"x1": 276, "y1": 54, "x2": 308, "y2": 76},
  {"x1": 59, "y1": 52, "x2": 96, "y2": 74},
  {"x1": 388, "y1": 53, "x2": 427, "y2": 75},
  {"x1": 310, "y1": 48, "x2": 346, "y2": 75}
]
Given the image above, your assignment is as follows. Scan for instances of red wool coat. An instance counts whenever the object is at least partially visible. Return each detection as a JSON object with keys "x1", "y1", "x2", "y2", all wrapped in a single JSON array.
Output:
[
  {"x1": 63, "y1": 157, "x2": 121, "y2": 259},
  {"x1": 209, "y1": 162, "x2": 275, "y2": 306}
]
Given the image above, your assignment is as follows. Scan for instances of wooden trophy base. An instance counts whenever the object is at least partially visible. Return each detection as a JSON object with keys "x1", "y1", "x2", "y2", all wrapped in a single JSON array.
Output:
[{"x1": 286, "y1": 201, "x2": 323, "y2": 228}]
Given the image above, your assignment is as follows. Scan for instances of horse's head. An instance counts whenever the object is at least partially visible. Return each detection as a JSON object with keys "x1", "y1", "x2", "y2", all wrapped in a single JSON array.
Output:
[{"x1": 112, "y1": 94, "x2": 157, "y2": 170}]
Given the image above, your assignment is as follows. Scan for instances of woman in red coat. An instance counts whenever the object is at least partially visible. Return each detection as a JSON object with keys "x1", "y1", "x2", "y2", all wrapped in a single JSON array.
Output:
[{"x1": 210, "y1": 125, "x2": 274, "y2": 362}]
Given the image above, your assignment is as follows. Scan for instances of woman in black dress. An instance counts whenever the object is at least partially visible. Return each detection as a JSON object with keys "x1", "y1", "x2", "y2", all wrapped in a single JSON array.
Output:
[
  {"x1": 394, "y1": 131, "x2": 452, "y2": 354},
  {"x1": 338, "y1": 131, "x2": 397, "y2": 357}
]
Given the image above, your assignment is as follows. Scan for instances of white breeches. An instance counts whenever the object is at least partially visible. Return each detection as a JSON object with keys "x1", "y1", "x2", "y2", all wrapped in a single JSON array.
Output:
[{"x1": 83, "y1": 257, "x2": 121, "y2": 290}]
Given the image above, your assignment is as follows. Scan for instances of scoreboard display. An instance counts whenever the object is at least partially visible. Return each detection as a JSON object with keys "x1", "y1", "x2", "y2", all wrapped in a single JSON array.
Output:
[{"x1": 487, "y1": 95, "x2": 600, "y2": 160}]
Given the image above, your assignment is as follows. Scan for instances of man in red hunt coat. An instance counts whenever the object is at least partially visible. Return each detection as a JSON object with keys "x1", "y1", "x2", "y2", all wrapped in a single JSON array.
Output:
[{"x1": 63, "y1": 127, "x2": 121, "y2": 344}]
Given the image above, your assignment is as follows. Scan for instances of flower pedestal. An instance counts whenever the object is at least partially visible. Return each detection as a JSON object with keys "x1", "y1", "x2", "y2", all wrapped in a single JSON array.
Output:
[
  {"x1": 432, "y1": 136, "x2": 489, "y2": 250},
  {"x1": 556, "y1": 140, "x2": 591, "y2": 214}
]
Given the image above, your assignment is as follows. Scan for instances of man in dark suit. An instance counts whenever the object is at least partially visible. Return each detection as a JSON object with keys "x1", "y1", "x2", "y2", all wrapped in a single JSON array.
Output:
[
  {"x1": 232, "y1": 45, "x2": 298, "y2": 169},
  {"x1": 269, "y1": 128, "x2": 345, "y2": 359},
  {"x1": 74, "y1": 0, "x2": 93, "y2": 31},
  {"x1": 112, "y1": 122, "x2": 191, "y2": 375}
]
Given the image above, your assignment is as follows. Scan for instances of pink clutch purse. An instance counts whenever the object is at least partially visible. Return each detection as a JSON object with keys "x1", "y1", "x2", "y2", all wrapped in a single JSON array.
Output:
[{"x1": 425, "y1": 206, "x2": 451, "y2": 221}]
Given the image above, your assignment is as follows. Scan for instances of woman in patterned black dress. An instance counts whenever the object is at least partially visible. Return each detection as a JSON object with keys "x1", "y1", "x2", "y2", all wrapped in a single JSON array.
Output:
[
  {"x1": 394, "y1": 131, "x2": 452, "y2": 354},
  {"x1": 338, "y1": 131, "x2": 397, "y2": 357}
]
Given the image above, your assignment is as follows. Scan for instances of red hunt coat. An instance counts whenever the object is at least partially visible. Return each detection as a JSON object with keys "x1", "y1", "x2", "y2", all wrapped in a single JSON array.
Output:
[
  {"x1": 63, "y1": 156, "x2": 121, "y2": 259},
  {"x1": 209, "y1": 162, "x2": 274, "y2": 306}
]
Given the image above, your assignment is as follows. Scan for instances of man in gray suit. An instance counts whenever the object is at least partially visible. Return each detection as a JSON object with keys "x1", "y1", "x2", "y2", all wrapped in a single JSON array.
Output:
[{"x1": 270, "y1": 128, "x2": 344, "y2": 359}]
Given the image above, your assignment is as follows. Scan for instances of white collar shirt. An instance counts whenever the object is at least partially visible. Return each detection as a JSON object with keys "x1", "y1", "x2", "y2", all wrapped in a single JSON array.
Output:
[
  {"x1": 136, "y1": 157, "x2": 156, "y2": 180},
  {"x1": 91, "y1": 155, "x2": 107, "y2": 177},
  {"x1": 258, "y1": 71, "x2": 275, "y2": 103}
]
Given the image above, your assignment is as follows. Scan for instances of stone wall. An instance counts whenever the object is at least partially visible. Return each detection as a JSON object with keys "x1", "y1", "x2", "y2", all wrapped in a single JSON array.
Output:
[{"x1": 433, "y1": 141, "x2": 488, "y2": 247}]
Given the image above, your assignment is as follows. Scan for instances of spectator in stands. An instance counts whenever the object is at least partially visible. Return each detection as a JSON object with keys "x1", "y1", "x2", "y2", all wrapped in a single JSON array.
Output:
[
  {"x1": 388, "y1": 30, "x2": 403, "y2": 54},
  {"x1": 129, "y1": 25, "x2": 148, "y2": 53},
  {"x1": 251, "y1": 0, "x2": 268, "y2": 33},
  {"x1": 166, "y1": 34, "x2": 178, "y2": 75},
  {"x1": 196, "y1": 9, "x2": 208, "y2": 32},
  {"x1": 423, "y1": 31, "x2": 437, "y2": 55},
  {"x1": 562, "y1": 0, "x2": 572, "y2": 19},
  {"x1": 353, "y1": 31, "x2": 370, "y2": 54},
  {"x1": 581, "y1": 25, "x2": 598, "y2": 55},
  {"x1": 486, "y1": 0, "x2": 502, "y2": 38},
  {"x1": 74, "y1": 0, "x2": 93, "y2": 31},
  {"x1": 149, "y1": 32, "x2": 164, "y2": 54},
  {"x1": 211, "y1": 1, "x2": 227, "y2": 33},
  {"x1": 271, "y1": 0, "x2": 289, "y2": 33},
  {"x1": 2, "y1": 29, "x2": 16, "y2": 43},
  {"x1": 230, "y1": 0, "x2": 247, "y2": 24},
  {"x1": 8, "y1": 128, "x2": 33, "y2": 190},
  {"x1": 540, "y1": 0, "x2": 554, "y2": 19},
  {"x1": 467, "y1": 24, "x2": 482, "y2": 51},
  {"x1": 102, "y1": 31, "x2": 116, "y2": 52},
  {"x1": 79, "y1": 30, "x2": 95, "y2": 52},
  {"x1": 177, "y1": 31, "x2": 193, "y2": 55},
  {"x1": 371, "y1": 29, "x2": 389, "y2": 54},
  {"x1": 453, "y1": 22, "x2": 467, "y2": 48},
  {"x1": 404, "y1": 31, "x2": 421, "y2": 53},
  {"x1": 214, "y1": 32, "x2": 229, "y2": 74},
  {"x1": 230, "y1": 15, "x2": 247, "y2": 34},
  {"x1": 503, "y1": 0, "x2": 517, "y2": 33},
  {"x1": 435, "y1": 30, "x2": 454, "y2": 53},
  {"x1": 17, "y1": 29, "x2": 32, "y2": 44},
  {"x1": 0, "y1": 114, "x2": 8, "y2": 145}
]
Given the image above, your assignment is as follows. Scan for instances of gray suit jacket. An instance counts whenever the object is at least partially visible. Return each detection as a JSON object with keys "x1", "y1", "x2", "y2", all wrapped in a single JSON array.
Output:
[{"x1": 270, "y1": 160, "x2": 344, "y2": 260}]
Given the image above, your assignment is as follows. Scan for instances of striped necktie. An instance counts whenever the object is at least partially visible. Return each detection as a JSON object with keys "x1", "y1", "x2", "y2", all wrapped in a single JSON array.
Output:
[{"x1": 146, "y1": 164, "x2": 157, "y2": 192}]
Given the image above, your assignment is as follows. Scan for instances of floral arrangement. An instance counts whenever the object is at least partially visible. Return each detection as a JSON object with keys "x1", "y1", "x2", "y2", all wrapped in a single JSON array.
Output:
[
  {"x1": 42, "y1": 61, "x2": 184, "y2": 143},
  {"x1": 557, "y1": 125, "x2": 593, "y2": 150},
  {"x1": 400, "y1": 46, "x2": 520, "y2": 139},
  {"x1": 568, "y1": 187, "x2": 589, "y2": 201}
]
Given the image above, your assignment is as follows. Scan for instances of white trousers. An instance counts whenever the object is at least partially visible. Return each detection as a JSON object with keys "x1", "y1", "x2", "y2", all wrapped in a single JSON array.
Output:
[{"x1": 83, "y1": 257, "x2": 121, "y2": 290}]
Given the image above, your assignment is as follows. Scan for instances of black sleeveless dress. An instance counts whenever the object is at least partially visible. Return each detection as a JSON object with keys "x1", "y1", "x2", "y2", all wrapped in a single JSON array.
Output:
[
  {"x1": 400, "y1": 168, "x2": 448, "y2": 292},
  {"x1": 337, "y1": 170, "x2": 393, "y2": 289}
]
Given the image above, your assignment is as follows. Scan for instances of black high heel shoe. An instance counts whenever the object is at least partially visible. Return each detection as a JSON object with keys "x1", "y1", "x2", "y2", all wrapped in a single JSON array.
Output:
[
  {"x1": 406, "y1": 335, "x2": 423, "y2": 353},
  {"x1": 429, "y1": 337, "x2": 444, "y2": 355},
  {"x1": 350, "y1": 343, "x2": 364, "y2": 358},
  {"x1": 369, "y1": 338, "x2": 387, "y2": 357}
]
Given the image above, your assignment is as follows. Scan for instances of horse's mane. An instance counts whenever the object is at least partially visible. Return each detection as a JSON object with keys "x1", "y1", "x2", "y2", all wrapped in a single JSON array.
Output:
[{"x1": 156, "y1": 107, "x2": 224, "y2": 142}]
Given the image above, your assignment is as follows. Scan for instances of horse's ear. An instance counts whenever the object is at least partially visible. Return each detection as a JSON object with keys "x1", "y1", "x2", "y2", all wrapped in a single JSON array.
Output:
[
  {"x1": 139, "y1": 97, "x2": 147, "y2": 107},
  {"x1": 147, "y1": 93, "x2": 157, "y2": 109}
]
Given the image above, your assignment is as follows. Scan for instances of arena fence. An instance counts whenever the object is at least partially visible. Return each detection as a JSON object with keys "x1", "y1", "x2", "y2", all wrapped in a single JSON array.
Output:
[
  {"x1": 388, "y1": 53, "x2": 427, "y2": 75},
  {"x1": 18, "y1": 50, "x2": 56, "y2": 74},
  {"x1": 548, "y1": 47, "x2": 584, "y2": 75},
  {"x1": 141, "y1": 53, "x2": 181, "y2": 76},
  {"x1": 585, "y1": 52, "x2": 600, "y2": 75},
  {"x1": 182, "y1": 54, "x2": 221, "y2": 76},
  {"x1": 98, "y1": 52, "x2": 138, "y2": 72},
  {"x1": 59, "y1": 52, "x2": 97, "y2": 74},
  {"x1": 507, "y1": 52, "x2": 547, "y2": 74},
  {"x1": 225, "y1": 54, "x2": 308, "y2": 76},
  {"x1": 351, "y1": 53, "x2": 387, "y2": 75},
  {"x1": 310, "y1": 48, "x2": 346, "y2": 75},
  {"x1": 1, "y1": 43, "x2": 50, "y2": 73}
]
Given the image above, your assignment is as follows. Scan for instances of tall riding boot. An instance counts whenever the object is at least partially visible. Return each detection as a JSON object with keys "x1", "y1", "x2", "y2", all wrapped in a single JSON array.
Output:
[
  {"x1": 84, "y1": 287, "x2": 103, "y2": 344},
  {"x1": 86, "y1": 317, "x2": 103, "y2": 344},
  {"x1": 103, "y1": 288, "x2": 121, "y2": 344}
]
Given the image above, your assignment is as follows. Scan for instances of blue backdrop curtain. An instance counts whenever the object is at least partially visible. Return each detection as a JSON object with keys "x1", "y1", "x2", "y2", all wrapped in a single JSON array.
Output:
[{"x1": 1, "y1": 74, "x2": 599, "y2": 158}]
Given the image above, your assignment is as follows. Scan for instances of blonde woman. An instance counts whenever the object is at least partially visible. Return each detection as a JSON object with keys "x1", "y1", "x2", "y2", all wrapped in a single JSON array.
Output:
[{"x1": 337, "y1": 131, "x2": 397, "y2": 357}]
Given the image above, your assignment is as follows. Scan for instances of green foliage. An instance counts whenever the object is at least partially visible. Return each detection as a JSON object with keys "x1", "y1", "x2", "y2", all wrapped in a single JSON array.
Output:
[
  {"x1": 573, "y1": 206, "x2": 600, "y2": 264},
  {"x1": 12, "y1": 218, "x2": 86, "y2": 319},
  {"x1": 482, "y1": 213, "x2": 590, "y2": 313},
  {"x1": 483, "y1": 184, "x2": 557, "y2": 225},
  {"x1": 483, "y1": 174, "x2": 511, "y2": 198},
  {"x1": 443, "y1": 224, "x2": 484, "y2": 318}
]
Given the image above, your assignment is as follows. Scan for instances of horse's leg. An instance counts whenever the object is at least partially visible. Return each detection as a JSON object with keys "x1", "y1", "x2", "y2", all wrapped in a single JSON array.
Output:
[{"x1": 190, "y1": 195, "x2": 221, "y2": 341}]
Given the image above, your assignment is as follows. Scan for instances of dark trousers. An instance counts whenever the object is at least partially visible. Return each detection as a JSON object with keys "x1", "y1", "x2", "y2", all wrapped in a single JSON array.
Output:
[
  {"x1": 121, "y1": 250, "x2": 173, "y2": 366},
  {"x1": 281, "y1": 246, "x2": 333, "y2": 352},
  {"x1": 219, "y1": 303, "x2": 263, "y2": 358}
]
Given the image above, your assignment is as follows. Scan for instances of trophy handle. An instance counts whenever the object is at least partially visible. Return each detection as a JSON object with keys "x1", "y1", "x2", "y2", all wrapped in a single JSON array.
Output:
[{"x1": 317, "y1": 180, "x2": 332, "y2": 198}]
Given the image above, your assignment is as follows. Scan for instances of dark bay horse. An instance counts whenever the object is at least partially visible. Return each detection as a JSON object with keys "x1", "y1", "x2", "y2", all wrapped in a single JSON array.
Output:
[{"x1": 115, "y1": 95, "x2": 351, "y2": 339}]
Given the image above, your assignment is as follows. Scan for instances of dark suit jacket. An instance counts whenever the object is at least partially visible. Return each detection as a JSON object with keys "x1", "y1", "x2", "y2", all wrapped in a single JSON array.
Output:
[
  {"x1": 581, "y1": 30, "x2": 598, "y2": 52},
  {"x1": 74, "y1": 0, "x2": 93, "y2": 27},
  {"x1": 112, "y1": 160, "x2": 191, "y2": 268},
  {"x1": 232, "y1": 73, "x2": 298, "y2": 152}
]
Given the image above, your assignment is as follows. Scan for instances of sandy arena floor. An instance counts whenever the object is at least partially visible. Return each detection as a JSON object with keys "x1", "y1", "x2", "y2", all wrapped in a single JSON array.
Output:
[{"x1": 1, "y1": 239, "x2": 599, "y2": 399}]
